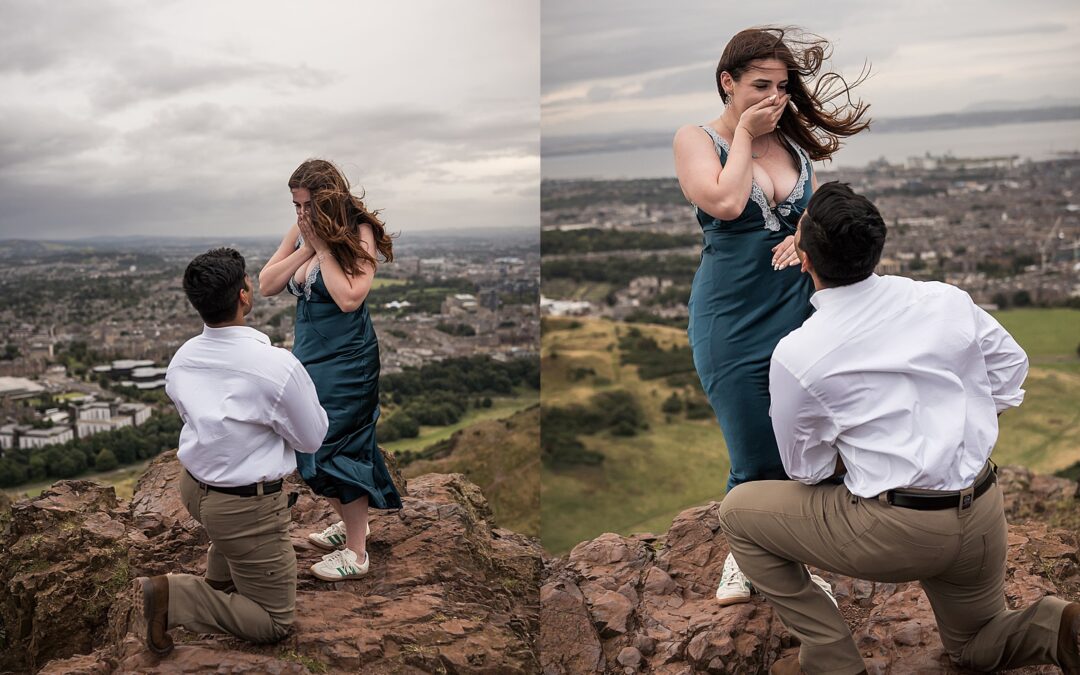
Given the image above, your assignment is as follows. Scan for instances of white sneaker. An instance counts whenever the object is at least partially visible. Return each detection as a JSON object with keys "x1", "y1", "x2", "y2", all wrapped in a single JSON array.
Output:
[
  {"x1": 809, "y1": 571, "x2": 839, "y2": 608},
  {"x1": 307, "y1": 520, "x2": 371, "y2": 551},
  {"x1": 716, "y1": 552, "x2": 753, "y2": 605},
  {"x1": 310, "y1": 548, "x2": 369, "y2": 581}
]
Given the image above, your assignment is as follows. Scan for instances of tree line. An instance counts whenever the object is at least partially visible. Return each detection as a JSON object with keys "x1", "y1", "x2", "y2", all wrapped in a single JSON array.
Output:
[
  {"x1": 0, "y1": 413, "x2": 182, "y2": 488},
  {"x1": 542, "y1": 228, "x2": 698, "y2": 256},
  {"x1": 377, "y1": 355, "x2": 540, "y2": 443}
]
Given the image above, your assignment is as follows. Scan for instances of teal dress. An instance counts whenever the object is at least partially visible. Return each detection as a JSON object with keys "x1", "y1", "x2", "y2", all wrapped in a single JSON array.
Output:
[
  {"x1": 288, "y1": 239, "x2": 402, "y2": 509},
  {"x1": 687, "y1": 126, "x2": 815, "y2": 492}
]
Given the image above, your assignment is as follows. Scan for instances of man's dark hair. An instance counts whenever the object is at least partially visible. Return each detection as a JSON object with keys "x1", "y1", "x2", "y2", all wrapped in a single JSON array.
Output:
[
  {"x1": 182, "y1": 248, "x2": 247, "y2": 325},
  {"x1": 798, "y1": 181, "x2": 887, "y2": 286}
]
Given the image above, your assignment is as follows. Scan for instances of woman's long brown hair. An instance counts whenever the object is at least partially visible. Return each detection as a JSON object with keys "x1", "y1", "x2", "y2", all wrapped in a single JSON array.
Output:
[
  {"x1": 289, "y1": 159, "x2": 394, "y2": 277},
  {"x1": 716, "y1": 26, "x2": 872, "y2": 161}
]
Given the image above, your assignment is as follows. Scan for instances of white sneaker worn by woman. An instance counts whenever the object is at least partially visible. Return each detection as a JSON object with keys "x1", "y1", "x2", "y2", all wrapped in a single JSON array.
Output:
[
  {"x1": 716, "y1": 552, "x2": 753, "y2": 605},
  {"x1": 307, "y1": 520, "x2": 371, "y2": 551},
  {"x1": 310, "y1": 547, "x2": 369, "y2": 581}
]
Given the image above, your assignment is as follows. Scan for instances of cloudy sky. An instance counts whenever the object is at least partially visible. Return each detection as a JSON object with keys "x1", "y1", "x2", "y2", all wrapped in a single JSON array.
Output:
[
  {"x1": 1, "y1": 1, "x2": 539, "y2": 239},
  {"x1": 543, "y1": 0, "x2": 1080, "y2": 139}
]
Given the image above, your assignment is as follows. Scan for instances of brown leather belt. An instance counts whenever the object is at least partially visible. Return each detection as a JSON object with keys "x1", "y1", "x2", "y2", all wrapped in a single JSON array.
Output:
[
  {"x1": 882, "y1": 462, "x2": 997, "y2": 511},
  {"x1": 186, "y1": 469, "x2": 283, "y2": 497}
]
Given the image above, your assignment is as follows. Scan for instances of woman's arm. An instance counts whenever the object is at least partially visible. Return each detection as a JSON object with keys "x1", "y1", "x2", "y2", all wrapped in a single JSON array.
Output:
[
  {"x1": 673, "y1": 125, "x2": 753, "y2": 220},
  {"x1": 673, "y1": 96, "x2": 785, "y2": 220},
  {"x1": 309, "y1": 223, "x2": 378, "y2": 313},
  {"x1": 258, "y1": 223, "x2": 314, "y2": 297}
]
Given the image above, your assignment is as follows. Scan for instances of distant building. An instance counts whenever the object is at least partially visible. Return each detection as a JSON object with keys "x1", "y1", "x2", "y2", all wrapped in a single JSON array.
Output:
[
  {"x1": 442, "y1": 294, "x2": 479, "y2": 315},
  {"x1": 117, "y1": 403, "x2": 152, "y2": 426},
  {"x1": 20, "y1": 425, "x2": 74, "y2": 450},
  {"x1": 478, "y1": 289, "x2": 501, "y2": 312},
  {"x1": 0, "y1": 377, "x2": 45, "y2": 400},
  {"x1": 0, "y1": 424, "x2": 24, "y2": 451},
  {"x1": 540, "y1": 296, "x2": 593, "y2": 317}
]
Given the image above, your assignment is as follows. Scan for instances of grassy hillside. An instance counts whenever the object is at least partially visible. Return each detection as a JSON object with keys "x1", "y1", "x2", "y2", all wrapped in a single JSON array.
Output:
[
  {"x1": 382, "y1": 395, "x2": 538, "y2": 454},
  {"x1": 402, "y1": 406, "x2": 540, "y2": 537},
  {"x1": 542, "y1": 319, "x2": 730, "y2": 555},
  {"x1": 541, "y1": 310, "x2": 1080, "y2": 555}
]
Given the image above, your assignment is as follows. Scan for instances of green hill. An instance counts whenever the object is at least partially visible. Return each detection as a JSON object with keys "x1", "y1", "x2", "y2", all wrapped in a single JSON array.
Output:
[
  {"x1": 542, "y1": 319, "x2": 730, "y2": 555},
  {"x1": 541, "y1": 311, "x2": 1080, "y2": 556},
  {"x1": 402, "y1": 405, "x2": 540, "y2": 537}
]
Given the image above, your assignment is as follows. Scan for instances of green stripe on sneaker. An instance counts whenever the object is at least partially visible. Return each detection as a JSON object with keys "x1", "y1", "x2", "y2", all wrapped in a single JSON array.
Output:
[{"x1": 328, "y1": 533, "x2": 344, "y2": 544}]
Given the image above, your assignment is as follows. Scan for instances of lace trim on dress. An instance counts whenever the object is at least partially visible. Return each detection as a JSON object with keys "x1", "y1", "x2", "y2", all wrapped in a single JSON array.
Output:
[
  {"x1": 776, "y1": 134, "x2": 809, "y2": 220},
  {"x1": 288, "y1": 234, "x2": 320, "y2": 301},
  {"x1": 698, "y1": 125, "x2": 810, "y2": 232}
]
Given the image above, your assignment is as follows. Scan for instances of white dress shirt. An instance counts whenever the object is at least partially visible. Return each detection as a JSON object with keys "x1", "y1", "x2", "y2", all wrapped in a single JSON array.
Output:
[
  {"x1": 166, "y1": 325, "x2": 328, "y2": 487},
  {"x1": 769, "y1": 274, "x2": 1028, "y2": 497}
]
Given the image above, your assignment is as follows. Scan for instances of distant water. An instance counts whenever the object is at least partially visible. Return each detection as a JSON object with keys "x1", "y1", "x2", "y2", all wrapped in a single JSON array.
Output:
[{"x1": 542, "y1": 119, "x2": 1080, "y2": 180}]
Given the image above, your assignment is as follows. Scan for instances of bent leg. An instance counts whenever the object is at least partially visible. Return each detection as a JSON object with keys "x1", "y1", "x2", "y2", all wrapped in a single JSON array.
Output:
[
  {"x1": 170, "y1": 489, "x2": 296, "y2": 642},
  {"x1": 167, "y1": 574, "x2": 289, "y2": 642},
  {"x1": 719, "y1": 480, "x2": 961, "y2": 674},
  {"x1": 920, "y1": 485, "x2": 1070, "y2": 670},
  {"x1": 719, "y1": 481, "x2": 865, "y2": 673}
]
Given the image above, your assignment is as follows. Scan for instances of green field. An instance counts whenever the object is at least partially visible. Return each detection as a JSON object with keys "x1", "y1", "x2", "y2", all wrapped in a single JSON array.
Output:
[
  {"x1": 542, "y1": 319, "x2": 730, "y2": 554},
  {"x1": 992, "y1": 308, "x2": 1080, "y2": 471},
  {"x1": 541, "y1": 309, "x2": 1080, "y2": 555},
  {"x1": 2, "y1": 458, "x2": 150, "y2": 501},
  {"x1": 382, "y1": 394, "x2": 539, "y2": 454}
]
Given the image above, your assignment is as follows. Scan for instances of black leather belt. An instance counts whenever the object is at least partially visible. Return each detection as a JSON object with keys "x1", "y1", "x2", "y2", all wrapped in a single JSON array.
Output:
[
  {"x1": 186, "y1": 470, "x2": 283, "y2": 497},
  {"x1": 882, "y1": 462, "x2": 997, "y2": 511}
]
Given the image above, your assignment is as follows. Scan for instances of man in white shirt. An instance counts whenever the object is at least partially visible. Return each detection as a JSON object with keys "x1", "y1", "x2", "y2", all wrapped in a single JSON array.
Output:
[
  {"x1": 718, "y1": 183, "x2": 1079, "y2": 674},
  {"x1": 130, "y1": 248, "x2": 328, "y2": 655}
]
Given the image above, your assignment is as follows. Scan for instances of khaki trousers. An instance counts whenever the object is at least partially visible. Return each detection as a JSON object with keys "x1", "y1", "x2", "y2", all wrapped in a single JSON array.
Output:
[
  {"x1": 718, "y1": 475, "x2": 1069, "y2": 674},
  {"x1": 166, "y1": 469, "x2": 296, "y2": 643}
]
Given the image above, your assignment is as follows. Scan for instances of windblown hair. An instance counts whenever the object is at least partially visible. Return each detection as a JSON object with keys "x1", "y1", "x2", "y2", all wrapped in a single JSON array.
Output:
[
  {"x1": 716, "y1": 26, "x2": 871, "y2": 161},
  {"x1": 289, "y1": 159, "x2": 393, "y2": 277},
  {"x1": 799, "y1": 181, "x2": 887, "y2": 287},
  {"x1": 183, "y1": 248, "x2": 247, "y2": 325}
]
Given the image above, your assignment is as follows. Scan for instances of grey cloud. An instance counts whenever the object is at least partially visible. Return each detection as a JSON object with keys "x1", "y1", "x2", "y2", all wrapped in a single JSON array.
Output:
[
  {"x1": 0, "y1": 107, "x2": 114, "y2": 173},
  {"x1": 89, "y1": 47, "x2": 336, "y2": 113},
  {"x1": 541, "y1": 0, "x2": 868, "y2": 92},
  {"x1": 0, "y1": 0, "x2": 131, "y2": 74}
]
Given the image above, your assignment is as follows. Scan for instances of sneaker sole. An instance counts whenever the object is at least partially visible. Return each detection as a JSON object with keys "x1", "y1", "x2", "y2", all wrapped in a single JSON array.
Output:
[
  {"x1": 715, "y1": 593, "x2": 753, "y2": 607},
  {"x1": 307, "y1": 535, "x2": 338, "y2": 551},
  {"x1": 310, "y1": 566, "x2": 369, "y2": 582}
]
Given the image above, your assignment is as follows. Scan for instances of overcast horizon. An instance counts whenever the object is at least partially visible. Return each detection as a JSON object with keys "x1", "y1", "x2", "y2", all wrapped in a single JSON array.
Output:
[
  {"x1": 542, "y1": 0, "x2": 1080, "y2": 141},
  {"x1": 1, "y1": 1, "x2": 539, "y2": 240}
]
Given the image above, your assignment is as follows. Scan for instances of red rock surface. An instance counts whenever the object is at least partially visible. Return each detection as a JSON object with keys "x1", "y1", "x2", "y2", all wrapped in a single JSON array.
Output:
[
  {"x1": 541, "y1": 470, "x2": 1080, "y2": 674},
  {"x1": 3, "y1": 451, "x2": 540, "y2": 674}
]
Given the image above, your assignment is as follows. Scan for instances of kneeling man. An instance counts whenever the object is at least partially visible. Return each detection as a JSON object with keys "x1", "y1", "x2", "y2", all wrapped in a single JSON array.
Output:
[
  {"x1": 131, "y1": 248, "x2": 328, "y2": 654},
  {"x1": 718, "y1": 182, "x2": 1079, "y2": 674}
]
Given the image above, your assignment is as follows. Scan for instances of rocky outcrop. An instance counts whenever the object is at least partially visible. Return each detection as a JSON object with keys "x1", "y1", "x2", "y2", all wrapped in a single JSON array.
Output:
[
  {"x1": 1, "y1": 451, "x2": 540, "y2": 674},
  {"x1": 541, "y1": 469, "x2": 1080, "y2": 674}
]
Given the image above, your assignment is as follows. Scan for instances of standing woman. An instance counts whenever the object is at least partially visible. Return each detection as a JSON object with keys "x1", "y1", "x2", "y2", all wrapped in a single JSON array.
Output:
[
  {"x1": 673, "y1": 27, "x2": 870, "y2": 604},
  {"x1": 259, "y1": 158, "x2": 402, "y2": 582}
]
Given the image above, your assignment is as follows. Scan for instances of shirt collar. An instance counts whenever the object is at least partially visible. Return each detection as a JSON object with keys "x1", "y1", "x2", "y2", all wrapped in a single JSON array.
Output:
[
  {"x1": 809, "y1": 273, "x2": 881, "y2": 310},
  {"x1": 200, "y1": 325, "x2": 271, "y2": 345}
]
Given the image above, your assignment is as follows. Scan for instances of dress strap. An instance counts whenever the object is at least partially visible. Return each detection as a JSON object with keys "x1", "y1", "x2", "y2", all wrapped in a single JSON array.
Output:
[{"x1": 699, "y1": 125, "x2": 730, "y2": 163}]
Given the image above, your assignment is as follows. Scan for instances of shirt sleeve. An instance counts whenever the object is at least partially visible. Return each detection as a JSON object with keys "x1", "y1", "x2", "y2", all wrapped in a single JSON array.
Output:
[
  {"x1": 769, "y1": 358, "x2": 840, "y2": 485},
  {"x1": 270, "y1": 361, "x2": 329, "y2": 454},
  {"x1": 973, "y1": 305, "x2": 1028, "y2": 412}
]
